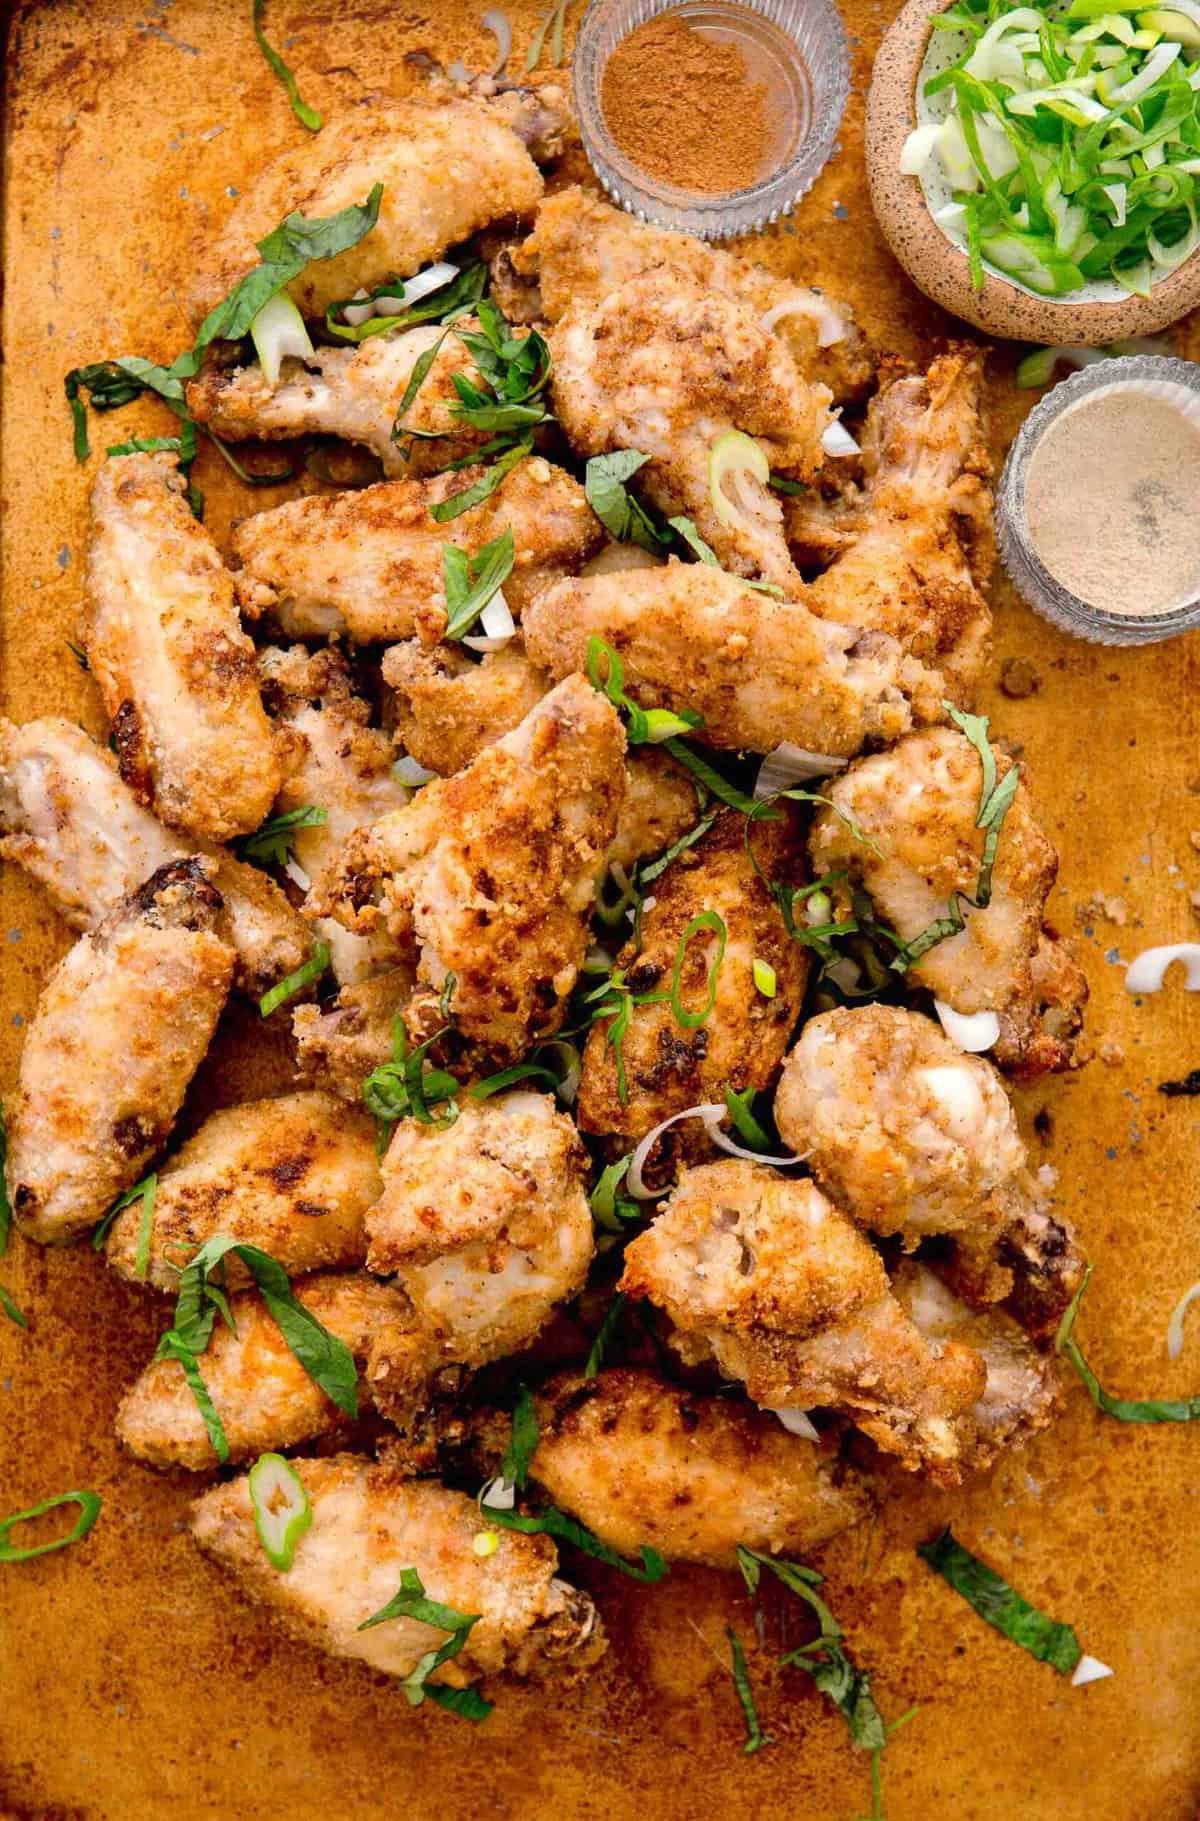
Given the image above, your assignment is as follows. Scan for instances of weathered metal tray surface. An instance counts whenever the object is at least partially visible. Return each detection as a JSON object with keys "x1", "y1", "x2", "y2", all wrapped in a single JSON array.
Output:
[{"x1": 1, "y1": 3, "x2": 1198, "y2": 1816}]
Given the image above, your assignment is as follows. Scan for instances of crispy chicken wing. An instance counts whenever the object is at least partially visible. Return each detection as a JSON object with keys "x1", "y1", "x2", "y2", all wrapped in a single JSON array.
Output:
[
  {"x1": 191, "y1": 1457, "x2": 606, "y2": 1687},
  {"x1": 366, "y1": 1092, "x2": 593, "y2": 1368},
  {"x1": 6, "y1": 860, "x2": 234, "y2": 1244},
  {"x1": 774, "y1": 1005, "x2": 1086, "y2": 1330},
  {"x1": 259, "y1": 645, "x2": 409, "y2": 986},
  {"x1": 524, "y1": 563, "x2": 933, "y2": 758},
  {"x1": 796, "y1": 352, "x2": 994, "y2": 701},
  {"x1": 319, "y1": 676, "x2": 625, "y2": 1061},
  {"x1": 191, "y1": 99, "x2": 544, "y2": 321},
  {"x1": 808, "y1": 728, "x2": 1087, "y2": 1075},
  {"x1": 550, "y1": 270, "x2": 831, "y2": 586},
  {"x1": 233, "y1": 457, "x2": 601, "y2": 644},
  {"x1": 578, "y1": 809, "x2": 808, "y2": 1158},
  {"x1": 186, "y1": 326, "x2": 486, "y2": 477},
  {"x1": 0, "y1": 714, "x2": 314, "y2": 999},
  {"x1": 462, "y1": 1369, "x2": 871, "y2": 1568},
  {"x1": 84, "y1": 454, "x2": 282, "y2": 841},
  {"x1": 513, "y1": 186, "x2": 873, "y2": 402},
  {"x1": 620, "y1": 1161, "x2": 987, "y2": 1483},
  {"x1": 293, "y1": 966, "x2": 416, "y2": 1104},
  {"x1": 104, "y1": 1090, "x2": 381, "y2": 1291},
  {"x1": 116, "y1": 1273, "x2": 411, "y2": 1470},
  {"x1": 892, "y1": 1263, "x2": 1060, "y2": 1474}
]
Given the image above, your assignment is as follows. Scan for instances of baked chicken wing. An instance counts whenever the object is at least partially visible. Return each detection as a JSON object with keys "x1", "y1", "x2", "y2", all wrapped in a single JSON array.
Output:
[
  {"x1": 191, "y1": 1457, "x2": 607, "y2": 1687},
  {"x1": 292, "y1": 966, "x2": 416, "y2": 1105},
  {"x1": 523, "y1": 562, "x2": 930, "y2": 759},
  {"x1": 116, "y1": 1273, "x2": 411, "y2": 1470},
  {"x1": 233, "y1": 457, "x2": 601, "y2": 644},
  {"x1": 577, "y1": 808, "x2": 808, "y2": 1158},
  {"x1": 6, "y1": 860, "x2": 234, "y2": 1244},
  {"x1": 84, "y1": 454, "x2": 281, "y2": 841},
  {"x1": 319, "y1": 676, "x2": 626, "y2": 1061},
  {"x1": 366, "y1": 1091, "x2": 593, "y2": 1367},
  {"x1": 0, "y1": 714, "x2": 313, "y2": 999},
  {"x1": 808, "y1": 728, "x2": 1087, "y2": 1076},
  {"x1": 104, "y1": 1090, "x2": 381, "y2": 1291},
  {"x1": 190, "y1": 99, "x2": 545, "y2": 322},
  {"x1": 774, "y1": 1004, "x2": 1086, "y2": 1331},
  {"x1": 512, "y1": 185, "x2": 873, "y2": 402},
  {"x1": 620, "y1": 1161, "x2": 987, "y2": 1484},
  {"x1": 463, "y1": 1368, "x2": 872, "y2": 1568},
  {"x1": 550, "y1": 270, "x2": 831, "y2": 586}
]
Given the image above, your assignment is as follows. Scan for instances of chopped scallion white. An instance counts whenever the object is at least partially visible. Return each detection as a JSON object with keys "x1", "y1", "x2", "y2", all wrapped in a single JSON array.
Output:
[
  {"x1": 933, "y1": 1000, "x2": 1001, "y2": 1053},
  {"x1": 250, "y1": 292, "x2": 314, "y2": 389},
  {"x1": 752, "y1": 958, "x2": 777, "y2": 998}
]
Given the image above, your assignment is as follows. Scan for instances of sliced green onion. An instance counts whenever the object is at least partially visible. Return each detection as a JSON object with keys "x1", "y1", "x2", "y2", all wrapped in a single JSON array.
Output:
[
  {"x1": 249, "y1": 1453, "x2": 312, "y2": 1571},
  {"x1": 259, "y1": 940, "x2": 330, "y2": 1017},
  {"x1": 250, "y1": 291, "x2": 315, "y2": 388},
  {"x1": 252, "y1": 0, "x2": 323, "y2": 131},
  {"x1": 708, "y1": 430, "x2": 770, "y2": 531},
  {"x1": 752, "y1": 958, "x2": 777, "y2": 998},
  {"x1": 669, "y1": 911, "x2": 727, "y2": 1030},
  {"x1": 0, "y1": 1490, "x2": 102, "y2": 1563}
]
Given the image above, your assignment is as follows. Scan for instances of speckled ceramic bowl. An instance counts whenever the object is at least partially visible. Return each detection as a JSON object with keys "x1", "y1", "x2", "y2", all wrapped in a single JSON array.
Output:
[{"x1": 865, "y1": 0, "x2": 1200, "y2": 342}]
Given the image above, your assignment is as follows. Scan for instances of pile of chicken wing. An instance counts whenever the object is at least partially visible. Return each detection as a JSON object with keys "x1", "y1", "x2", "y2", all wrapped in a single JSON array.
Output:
[{"x1": 0, "y1": 77, "x2": 1089, "y2": 1709}]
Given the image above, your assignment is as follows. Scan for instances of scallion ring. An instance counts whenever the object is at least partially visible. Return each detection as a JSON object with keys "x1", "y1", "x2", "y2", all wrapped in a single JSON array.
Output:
[
  {"x1": 0, "y1": 1490, "x2": 102, "y2": 1563},
  {"x1": 248, "y1": 1453, "x2": 312, "y2": 1572}
]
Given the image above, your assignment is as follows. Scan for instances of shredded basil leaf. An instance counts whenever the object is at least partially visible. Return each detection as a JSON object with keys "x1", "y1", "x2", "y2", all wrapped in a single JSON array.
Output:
[
  {"x1": 442, "y1": 530, "x2": 515, "y2": 639},
  {"x1": 358, "y1": 1564, "x2": 488, "y2": 1714},
  {"x1": 584, "y1": 451, "x2": 670, "y2": 553},
  {"x1": 526, "y1": 0, "x2": 570, "y2": 69},
  {"x1": 239, "y1": 804, "x2": 327, "y2": 869},
  {"x1": 428, "y1": 438, "x2": 534, "y2": 523},
  {"x1": 1056, "y1": 1264, "x2": 1200, "y2": 1421},
  {"x1": 917, "y1": 1528, "x2": 1082, "y2": 1675},
  {"x1": 327, "y1": 263, "x2": 487, "y2": 344},
  {"x1": 259, "y1": 939, "x2": 330, "y2": 1017},
  {"x1": 0, "y1": 1490, "x2": 102, "y2": 1563},
  {"x1": 663, "y1": 740, "x2": 764, "y2": 817},
  {"x1": 585, "y1": 1292, "x2": 627, "y2": 1377},
  {"x1": 484, "y1": 1504, "x2": 668, "y2": 1583},
  {"x1": 0, "y1": 1283, "x2": 26, "y2": 1329},
  {"x1": 209, "y1": 434, "x2": 295, "y2": 486},
  {"x1": 425, "y1": 1683, "x2": 494, "y2": 1721},
  {"x1": 500, "y1": 1386, "x2": 539, "y2": 1492},
  {"x1": 468, "y1": 1063, "x2": 559, "y2": 1100},
  {"x1": 727, "y1": 1627, "x2": 774, "y2": 1755},
  {"x1": 363, "y1": 1018, "x2": 461, "y2": 1141},
  {"x1": 669, "y1": 910, "x2": 727, "y2": 1030},
  {"x1": 252, "y1": 0, "x2": 322, "y2": 131}
]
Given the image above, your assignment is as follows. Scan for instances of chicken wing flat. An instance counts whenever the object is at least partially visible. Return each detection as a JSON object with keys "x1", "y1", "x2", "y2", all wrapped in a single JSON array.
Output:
[
  {"x1": 233, "y1": 457, "x2": 601, "y2": 644},
  {"x1": 774, "y1": 1005, "x2": 1087, "y2": 1329},
  {"x1": 117, "y1": 1273, "x2": 411, "y2": 1470},
  {"x1": 620, "y1": 1161, "x2": 987, "y2": 1484},
  {"x1": 511, "y1": 185, "x2": 873, "y2": 403},
  {"x1": 191, "y1": 1456, "x2": 606, "y2": 1687},
  {"x1": 892, "y1": 1263, "x2": 1060, "y2": 1476},
  {"x1": 466, "y1": 1368, "x2": 872, "y2": 1568},
  {"x1": 84, "y1": 454, "x2": 282, "y2": 841},
  {"x1": 293, "y1": 966, "x2": 416, "y2": 1104},
  {"x1": 190, "y1": 98, "x2": 545, "y2": 322},
  {"x1": 808, "y1": 728, "x2": 1087, "y2": 1076},
  {"x1": 105, "y1": 1091, "x2": 381, "y2": 1291},
  {"x1": 366, "y1": 1091, "x2": 593, "y2": 1367},
  {"x1": 578, "y1": 808, "x2": 808, "y2": 1154},
  {"x1": 319, "y1": 675, "x2": 626, "y2": 1061},
  {"x1": 798, "y1": 351, "x2": 994, "y2": 702},
  {"x1": 259, "y1": 645, "x2": 409, "y2": 986},
  {"x1": 523, "y1": 563, "x2": 930, "y2": 759},
  {"x1": 6, "y1": 859, "x2": 234, "y2": 1244},
  {"x1": 0, "y1": 714, "x2": 312, "y2": 999},
  {"x1": 551, "y1": 270, "x2": 831, "y2": 586}
]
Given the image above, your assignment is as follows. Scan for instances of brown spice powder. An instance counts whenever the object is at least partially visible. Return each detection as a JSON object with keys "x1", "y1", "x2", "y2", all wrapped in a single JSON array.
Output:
[{"x1": 600, "y1": 12, "x2": 770, "y2": 195}]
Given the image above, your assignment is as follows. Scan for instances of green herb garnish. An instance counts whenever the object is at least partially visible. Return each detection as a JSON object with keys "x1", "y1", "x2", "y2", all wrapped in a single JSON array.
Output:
[
  {"x1": 500, "y1": 1385, "x2": 539, "y2": 1492},
  {"x1": 584, "y1": 451, "x2": 670, "y2": 553},
  {"x1": 723, "y1": 1085, "x2": 771, "y2": 1152},
  {"x1": 585, "y1": 1292, "x2": 628, "y2": 1376},
  {"x1": 252, "y1": 0, "x2": 322, "y2": 131},
  {"x1": 259, "y1": 939, "x2": 330, "y2": 1017},
  {"x1": 363, "y1": 1017, "x2": 461, "y2": 1141},
  {"x1": 442, "y1": 529, "x2": 515, "y2": 639},
  {"x1": 727, "y1": 1627, "x2": 774, "y2": 1755},
  {"x1": 483, "y1": 1503, "x2": 668, "y2": 1583},
  {"x1": 917, "y1": 1527, "x2": 1082, "y2": 1674},
  {"x1": 1056, "y1": 1264, "x2": 1200, "y2": 1420},
  {"x1": 94, "y1": 1172, "x2": 157, "y2": 1279},
  {"x1": 669, "y1": 909, "x2": 727, "y2": 1029},
  {"x1": 589, "y1": 1155, "x2": 641, "y2": 1233},
  {"x1": 526, "y1": 0, "x2": 570, "y2": 68},
  {"x1": 239, "y1": 804, "x2": 327, "y2": 869},
  {"x1": 358, "y1": 1565, "x2": 491, "y2": 1718},
  {"x1": 0, "y1": 1490, "x2": 102, "y2": 1563},
  {"x1": 326, "y1": 262, "x2": 487, "y2": 344}
]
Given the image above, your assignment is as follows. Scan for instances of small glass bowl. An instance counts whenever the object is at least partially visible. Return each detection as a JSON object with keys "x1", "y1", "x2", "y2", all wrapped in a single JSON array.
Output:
[
  {"x1": 996, "y1": 356, "x2": 1200, "y2": 648},
  {"x1": 572, "y1": 0, "x2": 849, "y2": 240}
]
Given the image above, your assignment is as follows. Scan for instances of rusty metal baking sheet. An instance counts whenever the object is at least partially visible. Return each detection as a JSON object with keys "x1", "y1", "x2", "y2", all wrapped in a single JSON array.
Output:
[{"x1": 1, "y1": 3, "x2": 1198, "y2": 1817}]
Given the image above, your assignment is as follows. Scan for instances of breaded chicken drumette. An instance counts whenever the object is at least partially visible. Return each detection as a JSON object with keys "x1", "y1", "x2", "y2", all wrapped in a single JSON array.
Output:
[
  {"x1": 550, "y1": 270, "x2": 831, "y2": 587},
  {"x1": 83, "y1": 454, "x2": 282, "y2": 842},
  {"x1": 511, "y1": 186, "x2": 873, "y2": 403},
  {"x1": 319, "y1": 676, "x2": 626, "y2": 1062},
  {"x1": 292, "y1": 966, "x2": 416, "y2": 1104},
  {"x1": 774, "y1": 1005, "x2": 1086, "y2": 1332},
  {"x1": 524, "y1": 562, "x2": 935, "y2": 759},
  {"x1": 620, "y1": 1161, "x2": 988, "y2": 1484},
  {"x1": 366, "y1": 1091, "x2": 594, "y2": 1370},
  {"x1": 794, "y1": 351, "x2": 994, "y2": 702},
  {"x1": 578, "y1": 808, "x2": 808, "y2": 1159},
  {"x1": 258, "y1": 645, "x2": 409, "y2": 987},
  {"x1": 6, "y1": 860, "x2": 234, "y2": 1244},
  {"x1": 462, "y1": 1368, "x2": 872, "y2": 1568},
  {"x1": 233, "y1": 458, "x2": 602, "y2": 645},
  {"x1": 191, "y1": 1457, "x2": 606, "y2": 1689},
  {"x1": 0, "y1": 715, "x2": 312, "y2": 998},
  {"x1": 105, "y1": 1091, "x2": 381, "y2": 1290},
  {"x1": 808, "y1": 728, "x2": 1087, "y2": 1076},
  {"x1": 117, "y1": 1273, "x2": 412, "y2": 1471},
  {"x1": 190, "y1": 98, "x2": 547, "y2": 322}
]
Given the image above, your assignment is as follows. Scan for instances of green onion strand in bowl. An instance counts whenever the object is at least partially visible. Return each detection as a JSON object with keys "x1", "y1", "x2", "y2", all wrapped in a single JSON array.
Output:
[{"x1": 901, "y1": 0, "x2": 1200, "y2": 296}]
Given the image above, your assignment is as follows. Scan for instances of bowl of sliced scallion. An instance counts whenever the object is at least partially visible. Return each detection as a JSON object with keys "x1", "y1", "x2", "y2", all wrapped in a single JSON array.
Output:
[{"x1": 866, "y1": 0, "x2": 1200, "y2": 340}]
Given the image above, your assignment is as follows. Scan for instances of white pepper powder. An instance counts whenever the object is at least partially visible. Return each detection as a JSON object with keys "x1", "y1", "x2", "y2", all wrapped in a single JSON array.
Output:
[{"x1": 1024, "y1": 386, "x2": 1200, "y2": 616}]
